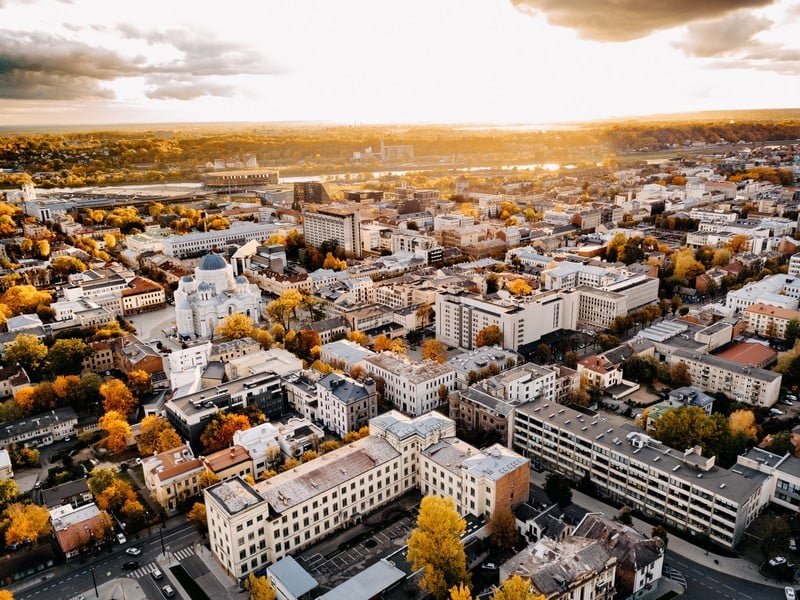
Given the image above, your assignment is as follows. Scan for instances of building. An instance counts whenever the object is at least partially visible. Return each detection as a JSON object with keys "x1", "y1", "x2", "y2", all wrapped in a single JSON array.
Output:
[
  {"x1": 174, "y1": 252, "x2": 261, "y2": 340},
  {"x1": 51, "y1": 503, "x2": 112, "y2": 560},
  {"x1": 302, "y1": 207, "x2": 361, "y2": 257},
  {"x1": 790, "y1": 253, "x2": 800, "y2": 277},
  {"x1": 266, "y1": 556, "x2": 319, "y2": 600},
  {"x1": 165, "y1": 372, "x2": 284, "y2": 449},
  {"x1": 121, "y1": 276, "x2": 166, "y2": 315},
  {"x1": 577, "y1": 355, "x2": 623, "y2": 390},
  {"x1": 233, "y1": 422, "x2": 282, "y2": 479},
  {"x1": 726, "y1": 274, "x2": 800, "y2": 313},
  {"x1": 499, "y1": 536, "x2": 617, "y2": 600},
  {"x1": 316, "y1": 373, "x2": 378, "y2": 437},
  {"x1": 668, "y1": 349, "x2": 781, "y2": 407},
  {"x1": 0, "y1": 407, "x2": 77, "y2": 449},
  {"x1": 362, "y1": 352, "x2": 456, "y2": 416},
  {"x1": 736, "y1": 447, "x2": 800, "y2": 513},
  {"x1": 142, "y1": 444, "x2": 205, "y2": 515},
  {"x1": 164, "y1": 222, "x2": 282, "y2": 259},
  {"x1": 446, "y1": 346, "x2": 522, "y2": 388},
  {"x1": 224, "y1": 348, "x2": 303, "y2": 381},
  {"x1": 744, "y1": 303, "x2": 800, "y2": 340},
  {"x1": 202, "y1": 169, "x2": 279, "y2": 188},
  {"x1": 204, "y1": 411, "x2": 527, "y2": 581},
  {"x1": 40, "y1": 479, "x2": 93, "y2": 509},
  {"x1": 275, "y1": 418, "x2": 324, "y2": 459},
  {"x1": 512, "y1": 404, "x2": 767, "y2": 549},
  {"x1": 203, "y1": 446, "x2": 254, "y2": 482},
  {"x1": 81, "y1": 341, "x2": 114, "y2": 374},
  {"x1": 110, "y1": 335, "x2": 165, "y2": 378},
  {"x1": 0, "y1": 449, "x2": 12, "y2": 479},
  {"x1": 0, "y1": 365, "x2": 31, "y2": 399}
]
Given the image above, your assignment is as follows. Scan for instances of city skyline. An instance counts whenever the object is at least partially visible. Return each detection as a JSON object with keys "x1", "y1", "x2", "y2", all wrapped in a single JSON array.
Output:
[{"x1": 1, "y1": 0, "x2": 799, "y2": 126}]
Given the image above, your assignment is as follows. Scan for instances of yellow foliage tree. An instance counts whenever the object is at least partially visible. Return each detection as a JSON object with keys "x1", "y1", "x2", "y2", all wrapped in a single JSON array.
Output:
[
  {"x1": 138, "y1": 415, "x2": 182, "y2": 454},
  {"x1": 475, "y1": 325, "x2": 503, "y2": 348},
  {"x1": 0, "y1": 285, "x2": 52, "y2": 315},
  {"x1": 216, "y1": 313, "x2": 256, "y2": 340},
  {"x1": 450, "y1": 584, "x2": 473, "y2": 600},
  {"x1": 247, "y1": 573, "x2": 276, "y2": 600},
  {"x1": 493, "y1": 575, "x2": 544, "y2": 600},
  {"x1": 5, "y1": 333, "x2": 48, "y2": 374},
  {"x1": 322, "y1": 252, "x2": 347, "y2": 271},
  {"x1": 347, "y1": 331, "x2": 369, "y2": 346},
  {"x1": 36, "y1": 240, "x2": 50, "y2": 258},
  {"x1": 727, "y1": 234, "x2": 750, "y2": 254},
  {"x1": 422, "y1": 339, "x2": 447, "y2": 363},
  {"x1": 187, "y1": 502, "x2": 208, "y2": 533},
  {"x1": 673, "y1": 249, "x2": 705, "y2": 280},
  {"x1": 199, "y1": 470, "x2": 221, "y2": 489},
  {"x1": 99, "y1": 410, "x2": 131, "y2": 454},
  {"x1": 103, "y1": 234, "x2": 117, "y2": 250},
  {"x1": 373, "y1": 334, "x2": 405, "y2": 353},
  {"x1": 2, "y1": 503, "x2": 51, "y2": 545},
  {"x1": 101, "y1": 378, "x2": 137, "y2": 416},
  {"x1": 0, "y1": 589, "x2": 13, "y2": 600},
  {"x1": 712, "y1": 248, "x2": 731, "y2": 266},
  {"x1": 729, "y1": 409, "x2": 758, "y2": 441},
  {"x1": 506, "y1": 279, "x2": 533, "y2": 296},
  {"x1": 407, "y1": 496, "x2": 469, "y2": 599}
]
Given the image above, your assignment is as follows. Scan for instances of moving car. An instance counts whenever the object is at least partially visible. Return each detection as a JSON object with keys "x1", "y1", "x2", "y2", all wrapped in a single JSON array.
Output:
[
  {"x1": 122, "y1": 561, "x2": 140, "y2": 570},
  {"x1": 117, "y1": 533, "x2": 127, "y2": 545},
  {"x1": 125, "y1": 547, "x2": 142, "y2": 556},
  {"x1": 770, "y1": 556, "x2": 787, "y2": 567},
  {"x1": 151, "y1": 568, "x2": 163, "y2": 581},
  {"x1": 786, "y1": 587, "x2": 796, "y2": 600},
  {"x1": 161, "y1": 585, "x2": 176, "y2": 598},
  {"x1": 770, "y1": 408, "x2": 785, "y2": 416}
]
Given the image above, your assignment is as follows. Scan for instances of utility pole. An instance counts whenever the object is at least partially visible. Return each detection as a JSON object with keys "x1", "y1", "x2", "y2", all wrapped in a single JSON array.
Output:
[{"x1": 90, "y1": 565, "x2": 99, "y2": 599}]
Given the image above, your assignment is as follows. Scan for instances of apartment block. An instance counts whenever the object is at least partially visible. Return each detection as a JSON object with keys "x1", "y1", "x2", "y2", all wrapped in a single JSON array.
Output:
[
  {"x1": 142, "y1": 444, "x2": 205, "y2": 515},
  {"x1": 668, "y1": 349, "x2": 781, "y2": 407},
  {"x1": 511, "y1": 403, "x2": 766, "y2": 548},
  {"x1": 302, "y1": 207, "x2": 361, "y2": 257},
  {"x1": 164, "y1": 222, "x2": 282, "y2": 258},
  {"x1": 0, "y1": 407, "x2": 77, "y2": 449},
  {"x1": 743, "y1": 303, "x2": 800, "y2": 340},
  {"x1": 120, "y1": 276, "x2": 166, "y2": 315},
  {"x1": 362, "y1": 351, "x2": 456, "y2": 416},
  {"x1": 317, "y1": 373, "x2": 378, "y2": 437}
]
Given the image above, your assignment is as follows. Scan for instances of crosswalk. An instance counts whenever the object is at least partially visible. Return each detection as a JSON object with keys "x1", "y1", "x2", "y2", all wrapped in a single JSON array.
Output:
[{"x1": 126, "y1": 547, "x2": 196, "y2": 579}]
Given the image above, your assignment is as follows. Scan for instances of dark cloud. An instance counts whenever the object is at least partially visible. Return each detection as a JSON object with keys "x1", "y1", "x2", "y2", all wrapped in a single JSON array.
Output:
[
  {"x1": 510, "y1": 0, "x2": 774, "y2": 42},
  {"x1": 674, "y1": 12, "x2": 772, "y2": 57},
  {"x1": 0, "y1": 26, "x2": 281, "y2": 100}
]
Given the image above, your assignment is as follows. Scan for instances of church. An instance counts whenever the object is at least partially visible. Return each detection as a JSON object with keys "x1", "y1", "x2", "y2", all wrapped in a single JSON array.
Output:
[{"x1": 174, "y1": 252, "x2": 261, "y2": 339}]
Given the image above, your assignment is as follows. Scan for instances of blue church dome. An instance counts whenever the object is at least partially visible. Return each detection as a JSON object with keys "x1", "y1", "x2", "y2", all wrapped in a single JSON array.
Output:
[{"x1": 198, "y1": 252, "x2": 227, "y2": 271}]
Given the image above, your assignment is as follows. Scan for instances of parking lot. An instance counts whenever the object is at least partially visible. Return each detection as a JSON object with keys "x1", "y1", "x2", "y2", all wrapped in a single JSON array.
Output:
[{"x1": 296, "y1": 498, "x2": 418, "y2": 590}]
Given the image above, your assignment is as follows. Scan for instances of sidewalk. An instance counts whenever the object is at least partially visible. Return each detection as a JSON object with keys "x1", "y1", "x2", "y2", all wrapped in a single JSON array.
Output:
[{"x1": 530, "y1": 471, "x2": 784, "y2": 589}]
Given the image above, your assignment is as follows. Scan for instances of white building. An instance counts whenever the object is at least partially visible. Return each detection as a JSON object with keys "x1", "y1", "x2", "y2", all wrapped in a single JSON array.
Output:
[
  {"x1": 163, "y1": 222, "x2": 283, "y2": 258},
  {"x1": 726, "y1": 274, "x2": 800, "y2": 312},
  {"x1": 362, "y1": 352, "x2": 456, "y2": 416},
  {"x1": 174, "y1": 252, "x2": 261, "y2": 340},
  {"x1": 317, "y1": 373, "x2": 378, "y2": 437},
  {"x1": 302, "y1": 207, "x2": 361, "y2": 257},
  {"x1": 233, "y1": 422, "x2": 282, "y2": 478}
]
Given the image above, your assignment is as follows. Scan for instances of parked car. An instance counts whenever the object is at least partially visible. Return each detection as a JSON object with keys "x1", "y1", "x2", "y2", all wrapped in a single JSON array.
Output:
[
  {"x1": 151, "y1": 568, "x2": 163, "y2": 581},
  {"x1": 122, "y1": 561, "x2": 140, "y2": 570},
  {"x1": 786, "y1": 587, "x2": 796, "y2": 600},
  {"x1": 161, "y1": 585, "x2": 176, "y2": 598},
  {"x1": 791, "y1": 538, "x2": 797, "y2": 552},
  {"x1": 770, "y1": 408, "x2": 785, "y2": 416},
  {"x1": 770, "y1": 556, "x2": 787, "y2": 567},
  {"x1": 125, "y1": 547, "x2": 142, "y2": 556},
  {"x1": 134, "y1": 458, "x2": 143, "y2": 465},
  {"x1": 482, "y1": 563, "x2": 497, "y2": 570},
  {"x1": 117, "y1": 533, "x2": 127, "y2": 545}
]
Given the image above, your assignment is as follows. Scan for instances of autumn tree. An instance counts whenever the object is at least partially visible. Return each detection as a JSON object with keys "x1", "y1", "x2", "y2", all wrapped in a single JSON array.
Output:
[
  {"x1": 99, "y1": 411, "x2": 131, "y2": 454},
  {"x1": 673, "y1": 249, "x2": 705, "y2": 281},
  {"x1": 712, "y1": 248, "x2": 731, "y2": 266},
  {"x1": 4, "y1": 334, "x2": 48, "y2": 375},
  {"x1": 187, "y1": 502, "x2": 208, "y2": 534},
  {"x1": 266, "y1": 289, "x2": 303, "y2": 329},
  {"x1": 0, "y1": 589, "x2": 13, "y2": 600},
  {"x1": 373, "y1": 334, "x2": 406, "y2": 353},
  {"x1": 318, "y1": 440, "x2": 342, "y2": 454},
  {"x1": 728, "y1": 409, "x2": 758, "y2": 441},
  {"x1": 407, "y1": 496, "x2": 469, "y2": 599},
  {"x1": 493, "y1": 575, "x2": 544, "y2": 600},
  {"x1": 45, "y1": 338, "x2": 91, "y2": 376},
  {"x1": 0, "y1": 479, "x2": 19, "y2": 507},
  {"x1": 216, "y1": 313, "x2": 256, "y2": 340},
  {"x1": 650, "y1": 406, "x2": 724, "y2": 455},
  {"x1": 2, "y1": 503, "x2": 51, "y2": 545},
  {"x1": 199, "y1": 470, "x2": 221, "y2": 489},
  {"x1": 200, "y1": 412, "x2": 251, "y2": 453},
  {"x1": 101, "y1": 378, "x2": 137, "y2": 416},
  {"x1": 121, "y1": 498, "x2": 146, "y2": 529},
  {"x1": 138, "y1": 415, "x2": 182, "y2": 454},
  {"x1": 422, "y1": 339, "x2": 447, "y2": 363},
  {"x1": 544, "y1": 473, "x2": 572, "y2": 508},
  {"x1": 88, "y1": 468, "x2": 117, "y2": 496},
  {"x1": 506, "y1": 279, "x2": 532, "y2": 296},
  {"x1": 727, "y1": 234, "x2": 750, "y2": 254},
  {"x1": 280, "y1": 458, "x2": 301, "y2": 472},
  {"x1": 475, "y1": 325, "x2": 503, "y2": 348},
  {"x1": 488, "y1": 506, "x2": 519, "y2": 549},
  {"x1": 0, "y1": 285, "x2": 52, "y2": 315},
  {"x1": 96, "y1": 479, "x2": 137, "y2": 513},
  {"x1": 246, "y1": 573, "x2": 276, "y2": 600},
  {"x1": 668, "y1": 362, "x2": 692, "y2": 387},
  {"x1": 347, "y1": 331, "x2": 369, "y2": 346},
  {"x1": 450, "y1": 584, "x2": 473, "y2": 600},
  {"x1": 51, "y1": 256, "x2": 87, "y2": 280}
]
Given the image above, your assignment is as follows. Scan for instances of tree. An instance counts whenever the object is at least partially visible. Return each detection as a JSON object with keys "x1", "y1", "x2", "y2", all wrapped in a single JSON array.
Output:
[
  {"x1": 652, "y1": 525, "x2": 669, "y2": 547},
  {"x1": 786, "y1": 320, "x2": 800, "y2": 347},
  {"x1": 101, "y1": 378, "x2": 137, "y2": 416},
  {"x1": 650, "y1": 406, "x2": 722, "y2": 455},
  {"x1": 215, "y1": 313, "x2": 256, "y2": 340},
  {"x1": 246, "y1": 573, "x2": 276, "y2": 600},
  {"x1": 199, "y1": 470, "x2": 221, "y2": 489},
  {"x1": 266, "y1": 289, "x2": 303, "y2": 329},
  {"x1": 486, "y1": 273, "x2": 499, "y2": 294},
  {"x1": 765, "y1": 431, "x2": 794, "y2": 456},
  {"x1": 0, "y1": 590, "x2": 13, "y2": 600},
  {"x1": 322, "y1": 252, "x2": 347, "y2": 271},
  {"x1": 318, "y1": 440, "x2": 342, "y2": 454},
  {"x1": 506, "y1": 279, "x2": 532, "y2": 296},
  {"x1": 0, "y1": 479, "x2": 19, "y2": 507},
  {"x1": 127, "y1": 370, "x2": 152, "y2": 398},
  {"x1": 488, "y1": 506, "x2": 519, "y2": 549},
  {"x1": 280, "y1": 458, "x2": 301, "y2": 472},
  {"x1": 727, "y1": 234, "x2": 750, "y2": 254},
  {"x1": 535, "y1": 343, "x2": 552, "y2": 363},
  {"x1": 121, "y1": 498, "x2": 146, "y2": 528},
  {"x1": 51, "y1": 256, "x2": 87, "y2": 279},
  {"x1": 422, "y1": 339, "x2": 447, "y2": 363},
  {"x1": 475, "y1": 325, "x2": 503, "y2": 348},
  {"x1": 728, "y1": 409, "x2": 758, "y2": 441},
  {"x1": 96, "y1": 479, "x2": 136, "y2": 513},
  {"x1": 187, "y1": 502, "x2": 208, "y2": 534},
  {"x1": 200, "y1": 412, "x2": 251, "y2": 453},
  {"x1": 596, "y1": 334, "x2": 620, "y2": 351},
  {"x1": 673, "y1": 249, "x2": 705, "y2": 281},
  {"x1": 99, "y1": 411, "x2": 131, "y2": 454},
  {"x1": 712, "y1": 248, "x2": 731, "y2": 266},
  {"x1": 88, "y1": 468, "x2": 117, "y2": 496},
  {"x1": 544, "y1": 473, "x2": 572, "y2": 508},
  {"x1": 621, "y1": 355, "x2": 659, "y2": 384},
  {"x1": 45, "y1": 338, "x2": 91, "y2": 376},
  {"x1": 2, "y1": 503, "x2": 51, "y2": 545},
  {"x1": 616, "y1": 506, "x2": 633, "y2": 525},
  {"x1": 4, "y1": 334, "x2": 48, "y2": 375},
  {"x1": 564, "y1": 351, "x2": 579, "y2": 369},
  {"x1": 373, "y1": 334, "x2": 406, "y2": 353},
  {"x1": 669, "y1": 362, "x2": 692, "y2": 387},
  {"x1": 0, "y1": 285, "x2": 52, "y2": 315},
  {"x1": 347, "y1": 331, "x2": 369, "y2": 346},
  {"x1": 450, "y1": 584, "x2": 473, "y2": 600},
  {"x1": 407, "y1": 496, "x2": 469, "y2": 599},
  {"x1": 493, "y1": 576, "x2": 544, "y2": 600},
  {"x1": 138, "y1": 415, "x2": 182, "y2": 454}
]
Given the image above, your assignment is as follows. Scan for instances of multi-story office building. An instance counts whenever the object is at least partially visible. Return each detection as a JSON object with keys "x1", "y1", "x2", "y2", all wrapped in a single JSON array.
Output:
[
  {"x1": 205, "y1": 411, "x2": 527, "y2": 580},
  {"x1": 790, "y1": 253, "x2": 800, "y2": 277},
  {"x1": 362, "y1": 352, "x2": 456, "y2": 416},
  {"x1": 317, "y1": 373, "x2": 378, "y2": 437},
  {"x1": 668, "y1": 349, "x2": 781, "y2": 407},
  {"x1": 576, "y1": 286, "x2": 627, "y2": 329},
  {"x1": 163, "y1": 222, "x2": 282, "y2": 258},
  {"x1": 737, "y1": 447, "x2": 800, "y2": 513},
  {"x1": 302, "y1": 207, "x2": 361, "y2": 257},
  {"x1": 511, "y1": 403, "x2": 766, "y2": 548},
  {"x1": 435, "y1": 289, "x2": 579, "y2": 351},
  {"x1": 202, "y1": 169, "x2": 279, "y2": 188},
  {"x1": 743, "y1": 303, "x2": 800, "y2": 340}
]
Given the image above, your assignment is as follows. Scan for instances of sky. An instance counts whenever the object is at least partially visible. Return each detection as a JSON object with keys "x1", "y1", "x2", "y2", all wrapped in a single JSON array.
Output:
[{"x1": 0, "y1": 0, "x2": 799, "y2": 126}]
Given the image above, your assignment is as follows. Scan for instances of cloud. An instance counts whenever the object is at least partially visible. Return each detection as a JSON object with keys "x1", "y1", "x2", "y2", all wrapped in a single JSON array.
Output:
[
  {"x1": 510, "y1": 0, "x2": 774, "y2": 42},
  {"x1": 0, "y1": 26, "x2": 281, "y2": 100},
  {"x1": 674, "y1": 12, "x2": 773, "y2": 57}
]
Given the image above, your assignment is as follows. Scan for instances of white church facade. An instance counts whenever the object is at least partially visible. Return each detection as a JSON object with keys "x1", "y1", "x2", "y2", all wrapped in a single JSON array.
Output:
[{"x1": 174, "y1": 252, "x2": 261, "y2": 339}]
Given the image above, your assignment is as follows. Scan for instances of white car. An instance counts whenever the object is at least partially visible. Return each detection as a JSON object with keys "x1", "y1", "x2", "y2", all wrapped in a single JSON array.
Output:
[
  {"x1": 770, "y1": 556, "x2": 787, "y2": 567},
  {"x1": 125, "y1": 547, "x2": 142, "y2": 556},
  {"x1": 117, "y1": 533, "x2": 127, "y2": 545},
  {"x1": 770, "y1": 408, "x2": 785, "y2": 416},
  {"x1": 786, "y1": 586, "x2": 796, "y2": 600}
]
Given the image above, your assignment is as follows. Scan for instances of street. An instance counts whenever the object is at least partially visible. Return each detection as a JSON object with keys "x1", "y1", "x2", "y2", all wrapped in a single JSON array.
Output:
[
  {"x1": 16, "y1": 522, "x2": 199, "y2": 600},
  {"x1": 667, "y1": 551, "x2": 785, "y2": 600}
]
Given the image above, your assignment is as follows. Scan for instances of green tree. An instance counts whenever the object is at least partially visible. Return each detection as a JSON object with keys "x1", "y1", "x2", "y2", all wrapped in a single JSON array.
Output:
[
  {"x1": 765, "y1": 431, "x2": 794, "y2": 456},
  {"x1": 45, "y1": 338, "x2": 91, "y2": 376},
  {"x1": 544, "y1": 473, "x2": 572, "y2": 508},
  {"x1": 650, "y1": 406, "x2": 724, "y2": 455},
  {"x1": 407, "y1": 496, "x2": 469, "y2": 599},
  {"x1": 4, "y1": 334, "x2": 48, "y2": 375}
]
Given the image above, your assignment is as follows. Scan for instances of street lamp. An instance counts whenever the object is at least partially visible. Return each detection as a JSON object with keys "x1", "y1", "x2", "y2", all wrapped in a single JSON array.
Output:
[
  {"x1": 159, "y1": 521, "x2": 166, "y2": 556},
  {"x1": 90, "y1": 565, "x2": 99, "y2": 599}
]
